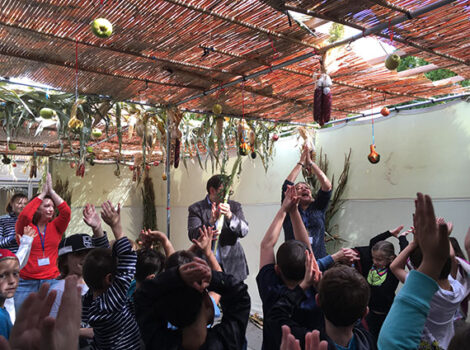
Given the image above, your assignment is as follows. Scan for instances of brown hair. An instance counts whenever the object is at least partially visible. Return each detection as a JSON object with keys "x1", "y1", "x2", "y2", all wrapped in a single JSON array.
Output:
[
  {"x1": 6, "y1": 193, "x2": 27, "y2": 214},
  {"x1": 32, "y1": 195, "x2": 54, "y2": 225},
  {"x1": 372, "y1": 241, "x2": 396, "y2": 260},
  {"x1": 318, "y1": 265, "x2": 370, "y2": 327}
]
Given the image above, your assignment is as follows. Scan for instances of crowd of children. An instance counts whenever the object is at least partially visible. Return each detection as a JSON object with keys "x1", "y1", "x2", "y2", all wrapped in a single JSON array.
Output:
[{"x1": 0, "y1": 167, "x2": 467, "y2": 350}]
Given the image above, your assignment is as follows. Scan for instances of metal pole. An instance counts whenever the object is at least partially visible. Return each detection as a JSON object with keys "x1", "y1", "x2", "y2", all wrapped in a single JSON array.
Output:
[
  {"x1": 323, "y1": 93, "x2": 470, "y2": 126},
  {"x1": 317, "y1": 0, "x2": 457, "y2": 53},
  {"x1": 175, "y1": 51, "x2": 316, "y2": 106},
  {"x1": 166, "y1": 120, "x2": 171, "y2": 239}
]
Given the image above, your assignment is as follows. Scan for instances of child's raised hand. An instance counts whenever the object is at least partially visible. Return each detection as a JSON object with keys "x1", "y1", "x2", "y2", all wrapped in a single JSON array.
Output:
[
  {"x1": 280, "y1": 325, "x2": 301, "y2": 350},
  {"x1": 100, "y1": 201, "x2": 121, "y2": 228},
  {"x1": 179, "y1": 257, "x2": 211, "y2": 293},
  {"x1": 390, "y1": 225, "x2": 404, "y2": 238},
  {"x1": 300, "y1": 250, "x2": 321, "y2": 290},
  {"x1": 192, "y1": 226, "x2": 214, "y2": 255},
  {"x1": 282, "y1": 186, "x2": 299, "y2": 213},
  {"x1": 414, "y1": 193, "x2": 450, "y2": 281},
  {"x1": 23, "y1": 225, "x2": 37, "y2": 238},
  {"x1": 82, "y1": 204, "x2": 101, "y2": 230}
]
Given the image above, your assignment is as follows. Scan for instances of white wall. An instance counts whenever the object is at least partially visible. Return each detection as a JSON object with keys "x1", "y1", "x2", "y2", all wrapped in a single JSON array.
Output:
[{"x1": 52, "y1": 99, "x2": 470, "y2": 315}]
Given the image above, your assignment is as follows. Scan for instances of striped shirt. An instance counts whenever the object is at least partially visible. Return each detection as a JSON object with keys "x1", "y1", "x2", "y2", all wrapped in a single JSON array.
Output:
[
  {"x1": 88, "y1": 237, "x2": 141, "y2": 350},
  {"x1": 0, "y1": 213, "x2": 19, "y2": 253}
]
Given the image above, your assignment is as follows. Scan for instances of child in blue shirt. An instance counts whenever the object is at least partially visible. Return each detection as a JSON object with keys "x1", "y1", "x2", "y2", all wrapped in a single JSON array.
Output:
[{"x1": 0, "y1": 248, "x2": 20, "y2": 340}]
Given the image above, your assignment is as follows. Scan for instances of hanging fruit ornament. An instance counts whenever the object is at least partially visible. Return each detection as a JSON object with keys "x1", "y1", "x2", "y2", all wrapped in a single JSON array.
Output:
[
  {"x1": 70, "y1": 161, "x2": 76, "y2": 169},
  {"x1": 11, "y1": 161, "x2": 17, "y2": 168},
  {"x1": 385, "y1": 54, "x2": 401, "y2": 70},
  {"x1": 381, "y1": 107, "x2": 390, "y2": 116},
  {"x1": 39, "y1": 108, "x2": 57, "y2": 119},
  {"x1": 212, "y1": 103, "x2": 223, "y2": 115},
  {"x1": 313, "y1": 73, "x2": 332, "y2": 126},
  {"x1": 91, "y1": 128, "x2": 102, "y2": 139},
  {"x1": 91, "y1": 18, "x2": 113, "y2": 38},
  {"x1": 250, "y1": 151, "x2": 257, "y2": 159},
  {"x1": 86, "y1": 146, "x2": 94, "y2": 154},
  {"x1": 68, "y1": 118, "x2": 84, "y2": 133},
  {"x1": 8, "y1": 143, "x2": 16, "y2": 151},
  {"x1": 76, "y1": 162, "x2": 85, "y2": 178},
  {"x1": 368, "y1": 144, "x2": 380, "y2": 164},
  {"x1": 237, "y1": 119, "x2": 250, "y2": 156},
  {"x1": 162, "y1": 172, "x2": 167, "y2": 181},
  {"x1": 272, "y1": 133, "x2": 279, "y2": 142}
]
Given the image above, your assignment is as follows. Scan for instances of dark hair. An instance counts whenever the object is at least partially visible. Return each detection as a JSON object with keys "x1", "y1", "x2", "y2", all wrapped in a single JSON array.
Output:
[
  {"x1": 32, "y1": 195, "x2": 54, "y2": 225},
  {"x1": 448, "y1": 324, "x2": 470, "y2": 350},
  {"x1": 6, "y1": 193, "x2": 27, "y2": 213},
  {"x1": 372, "y1": 241, "x2": 396, "y2": 260},
  {"x1": 409, "y1": 246, "x2": 452, "y2": 280},
  {"x1": 165, "y1": 250, "x2": 197, "y2": 270},
  {"x1": 450, "y1": 237, "x2": 467, "y2": 261},
  {"x1": 57, "y1": 249, "x2": 91, "y2": 280},
  {"x1": 83, "y1": 248, "x2": 117, "y2": 291},
  {"x1": 318, "y1": 265, "x2": 370, "y2": 327},
  {"x1": 160, "y1": 249, "x2": 205, "y2": 328},
  {"x1": 135, "y1": 249, "x2": 165, "y2": 283},
  {"x1": 276, "y1": 240, "x2": 307, "y2": 282},
  {"x1": 206, "y1": 174, "x2": 229, "y2": 194}
]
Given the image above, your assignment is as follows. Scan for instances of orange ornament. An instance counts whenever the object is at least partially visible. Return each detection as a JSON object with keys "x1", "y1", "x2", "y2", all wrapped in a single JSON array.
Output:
[
  {"x1": 368, "y1": 144, "x2": 380, "y2": 164},
  {"x1": 381, "y1": 107, "x2": 390, "y2": 116}
]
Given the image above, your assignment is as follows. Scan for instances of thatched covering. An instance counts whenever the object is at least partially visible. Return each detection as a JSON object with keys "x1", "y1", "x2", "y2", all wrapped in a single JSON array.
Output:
[{"x1": 0, "y1": 0, "x2": 467, "y2": 124}]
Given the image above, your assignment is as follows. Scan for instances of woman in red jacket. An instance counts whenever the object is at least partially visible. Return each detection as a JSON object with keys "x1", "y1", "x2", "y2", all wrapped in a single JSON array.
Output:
[{"x1": 14, "y1": 173, "x2": 71, "y2": 312}]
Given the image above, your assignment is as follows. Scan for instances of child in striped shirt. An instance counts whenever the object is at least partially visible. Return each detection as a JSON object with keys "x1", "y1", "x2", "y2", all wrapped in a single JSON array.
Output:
[{"x1": 82, "y1": 200, "x2": 141, "y2": 350}]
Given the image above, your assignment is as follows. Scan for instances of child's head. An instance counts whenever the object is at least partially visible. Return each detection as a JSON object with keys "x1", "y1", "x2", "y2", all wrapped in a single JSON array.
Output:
[
  {"x1": 410, "y1": 245, "x2": 452, "y2": 280},
  {"x1": 165, "y1": 250, "x2": 197, "y2": 269},
  {"x1": 275, "y1": 240, "x2": 307, "y2": 283},
  {"x1": 371, "y1": 241, "x2": 395, "y2": 269},
  {"x1": 0, "y1": 249, "x2": 20, "y2": 302},
  {"x1": 6, "y1": 193, "x2": 27, "y2": 216},
  {"x1": 57, "y1": 234, "x2": 94, "y2": 279},
  {"x1": 317, "y1": 265, "x2": 370, "y2": 327},
  {"x1": 83, "y1": 248, "x2": 117, "y2": 292},
  {"x1": 135, "y1": 248, "x2": 165, "y2": 284}
]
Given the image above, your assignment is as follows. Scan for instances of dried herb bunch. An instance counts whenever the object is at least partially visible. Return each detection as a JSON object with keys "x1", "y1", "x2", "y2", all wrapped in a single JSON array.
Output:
[
  {"x1": 141, "y1": 172, "x2": 157, "y2": 230},
  {"x1": 53, "y1": 176, "x2": 72, "y2": 208}
]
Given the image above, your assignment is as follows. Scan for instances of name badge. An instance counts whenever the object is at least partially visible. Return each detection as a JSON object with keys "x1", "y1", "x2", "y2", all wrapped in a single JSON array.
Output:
[
  {"x1": 37, "y1": 257, "x2": 50, "y2": 266},
  {"x1": 309, "y1": 237, "x2": 313, "y2": 244}
]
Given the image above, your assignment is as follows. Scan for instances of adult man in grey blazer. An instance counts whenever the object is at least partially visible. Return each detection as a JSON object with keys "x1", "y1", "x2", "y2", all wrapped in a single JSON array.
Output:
[{"x1": 188, "y1": 174, "x2": 249, "y2": 281}]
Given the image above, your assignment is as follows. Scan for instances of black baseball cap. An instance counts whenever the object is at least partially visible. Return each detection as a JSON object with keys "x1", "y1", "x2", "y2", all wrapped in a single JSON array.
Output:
[{"x1": 58, "y1": 234, "x2": 94, "y2": 256}]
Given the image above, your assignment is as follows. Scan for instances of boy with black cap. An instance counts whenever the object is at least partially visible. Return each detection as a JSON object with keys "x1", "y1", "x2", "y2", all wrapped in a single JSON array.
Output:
[{"x1": 0, "y1": 248, "x2": 20, "y2": 339}]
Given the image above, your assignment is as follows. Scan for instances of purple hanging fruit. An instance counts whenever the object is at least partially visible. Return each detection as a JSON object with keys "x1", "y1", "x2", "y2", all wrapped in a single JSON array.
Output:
[{"x1": 313, "y1": 87, "x2": 322, "y2": 123}]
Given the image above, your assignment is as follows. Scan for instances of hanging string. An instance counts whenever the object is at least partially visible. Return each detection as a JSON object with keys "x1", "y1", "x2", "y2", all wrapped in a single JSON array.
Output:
[
  {"x1": 241, "y1": 82, "x2": 245, "y2": 119},
  {"x1": 269, "y1": 36, "x2": 280, "y2": 59},
  {"x1": 75, "y1": 39, "x2": 78, "y2": 101},
  {"x1": 371, "y1": 94, "x2": 375, "y2": 145},
  {"x1": 388, "y1": 19, "x2": 394, "y2": 44}
]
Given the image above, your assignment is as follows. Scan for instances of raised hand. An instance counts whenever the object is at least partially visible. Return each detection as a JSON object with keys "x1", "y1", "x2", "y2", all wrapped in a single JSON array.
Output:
[
  {"x1": 83, "y1": 204, "x2": 101, "y2": 231},
  {"x1": 192, "y1": 226, "x2": 215, "y2": 255},
  {"x1": 281, "y1": 325, "x2": 301, "y2": 350},
  {"x1": 179, "y1": 257, "x2": 212, "y2": 293},
  {"x1": 390, "y1": 225, "x2": 404, "y2": 238},
  {"x1": 209, "y1": 202, "x2": 219, "y2": 226},
  {"x1": 332, "y1": 248, "x2": 359, "y2": 265},
  {"x1": 282, "y1": 185, "x2": 299, "y2": 213},
  {"x1": 0, "y1": 276, "x2": 81, "y2": 350},
  {"x1": 23, "y1": 225, "x2": 37, "y2": 238},
  {"x1": 100, "y1": 201, "x2": 120, "y2": 228},
  {"x1": 436, "y1": 217, "x2": 453, "y2": 235},
  {"x1": 280, "y1": 325, "x2": 328, "y2": 350},
  {"x1": 46, "y1": 173, "x2": 54, "y2": 195},
  {"x1": 414, "y1": 193, "x2": 450, "y2": 281},
  {"x1": 300, "y1": 250, "x2": 321, "y2": 290}
]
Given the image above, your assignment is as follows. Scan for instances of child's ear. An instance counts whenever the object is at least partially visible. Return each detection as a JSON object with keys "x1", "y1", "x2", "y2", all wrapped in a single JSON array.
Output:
[
  {"x1": 145, "y1": 273, "x2": 156, "y2": 281},
  {"x1": 274, "y1": 264, "x2": 280, "y2": 276},
  {"x1": 363, "y1": 306, "x2": 369, "y2": 318}
]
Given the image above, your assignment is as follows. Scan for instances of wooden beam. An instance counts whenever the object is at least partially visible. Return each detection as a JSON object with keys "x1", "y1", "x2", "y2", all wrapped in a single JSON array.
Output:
[
  {"x1": 397, "y1": 64, "x2": 439, "y2": 77},
  {"x1": 432, "y1": 76, "x2": 464, "y2": 86}
]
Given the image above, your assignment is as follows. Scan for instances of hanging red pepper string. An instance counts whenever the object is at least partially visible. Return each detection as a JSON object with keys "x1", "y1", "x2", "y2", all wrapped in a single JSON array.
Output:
[
  {"x1": 75, "y1": 39, "x2": 78, "y2": 101},
  {"x1": 371, "y1": 94, "x2": 375, "y2": 145}
]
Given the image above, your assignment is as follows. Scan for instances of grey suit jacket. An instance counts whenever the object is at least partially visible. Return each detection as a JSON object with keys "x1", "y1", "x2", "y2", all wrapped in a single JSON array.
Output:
[{"x1": 188, "y1": 197, "x2": 249, "y2": 281}]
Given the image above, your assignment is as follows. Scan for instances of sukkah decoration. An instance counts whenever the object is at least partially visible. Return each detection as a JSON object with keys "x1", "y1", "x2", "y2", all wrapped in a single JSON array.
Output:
[
  {"x1": 367, "y1": 95, "x2": 380, "y2": 165},
  {"x1": 53, "y1": 176, "x2": 72, "y2": 208},
  {"x1": 167, "y1": 106, "x2": 183, "y2": 169},
  {"x1": 90, "y1": 18, "x2": 113, "y2": 39},
  {"x1": 237, "y1": 119, "x2": 250, "y2": 156},
  {"x1": 141, "y1": 172, "x2": 157, "y2": 231},
  {"x1": 303, "y1": 148, "x2": 351, "y2": 247},
  {"x1": 313, "y1": 73, "x2": 332, "y2": 127}
]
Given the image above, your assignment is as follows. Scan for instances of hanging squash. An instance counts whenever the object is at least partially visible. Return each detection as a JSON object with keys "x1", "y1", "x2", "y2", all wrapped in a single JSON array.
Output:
[{"x1": 368, "y1": 144, "x2": 380, "y2": 164}]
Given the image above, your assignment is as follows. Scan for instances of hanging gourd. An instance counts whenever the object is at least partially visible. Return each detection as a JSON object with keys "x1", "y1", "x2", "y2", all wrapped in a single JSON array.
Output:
[
  {"x1": 237, "y1": 120, "x2": 250, "y2": 156},
  {"x1": 313, "y1": 73, "x2": 332, "y2": 126},
  {"x1": 91, "y1": 18, "x2": 113, "y2": 38},
  {"x1": 368, "y1": 144, "x2": 380, "y2": 164}
]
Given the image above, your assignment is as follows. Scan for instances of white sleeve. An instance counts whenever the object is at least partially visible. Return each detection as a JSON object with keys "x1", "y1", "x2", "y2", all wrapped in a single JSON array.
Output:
[{"x1": 16, "y1": 235, "x2": 34, "y2": 270}]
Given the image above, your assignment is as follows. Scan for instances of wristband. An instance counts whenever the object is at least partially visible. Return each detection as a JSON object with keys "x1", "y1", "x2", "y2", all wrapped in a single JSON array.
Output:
[{"x1": 297, "y1": 162, "x2": 304, "y2": 168}]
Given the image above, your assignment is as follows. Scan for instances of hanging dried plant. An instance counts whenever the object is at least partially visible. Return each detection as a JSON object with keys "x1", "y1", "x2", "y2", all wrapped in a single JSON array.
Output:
[
  {"x1": 53, "y1": 176, "x2": 72, "y2": 208},
  {"x1": 141, "y1": 172, "x2": 157, "y2": 230}
]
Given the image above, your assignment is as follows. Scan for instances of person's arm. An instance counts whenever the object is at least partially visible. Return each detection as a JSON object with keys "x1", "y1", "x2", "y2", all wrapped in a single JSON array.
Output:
[
  {"x1": 305, "y1": 150, "x2": 331, "y2": 192},
  {"x1": 82, "y1": 204, "x2": 105, "y2": 238},
  {"x1": 207, "y1": 270, "x2": 251, "y2": 350},
  {"x1": 0, "y1": 217, "x2": 16, "y2": 249},
  {"x1": 188, "y1": 202, "x2": 204, "y2": 241},
  {"x1": 286, "y1": 148, "x2": 307, "y2": 183},
  {"x1": 15, "y1": 226, "x2": 36, "y2": 269},
  {"x1": 98, "y1": 201, "x2": 136, "y2": 311},
  {"x1": 219, "y1": 201, "x2": 249, "y2": 238},
  {"x1": 378, "y1": 193, "x2": 450, "y2": 350},
  {"x1": 390, "y1": 241, "x2": 416, "y2": 283},
  {"x1": 142, "y1": 230, "x2": 175, "y2": 257},
  {"x1": 190, "y1": 226, "x2": 221, "y2": 272},
  {"x1": 49, "y1": 173, "x2": 71, "y2": 234}
]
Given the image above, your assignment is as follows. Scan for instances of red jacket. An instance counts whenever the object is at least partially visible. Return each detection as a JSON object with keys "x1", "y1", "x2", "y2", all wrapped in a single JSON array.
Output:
[{"x1": 16, "y1": 197, "x2": 71, "y2": 280}]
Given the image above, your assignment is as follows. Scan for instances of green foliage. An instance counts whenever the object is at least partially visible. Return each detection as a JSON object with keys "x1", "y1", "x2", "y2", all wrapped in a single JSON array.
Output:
[
  {"x1": 328, "y1": 23, "x2": 344, "y2": 43},
  {"x1": 397, "y1": 56, "x2": 428, "y2": 72}
]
